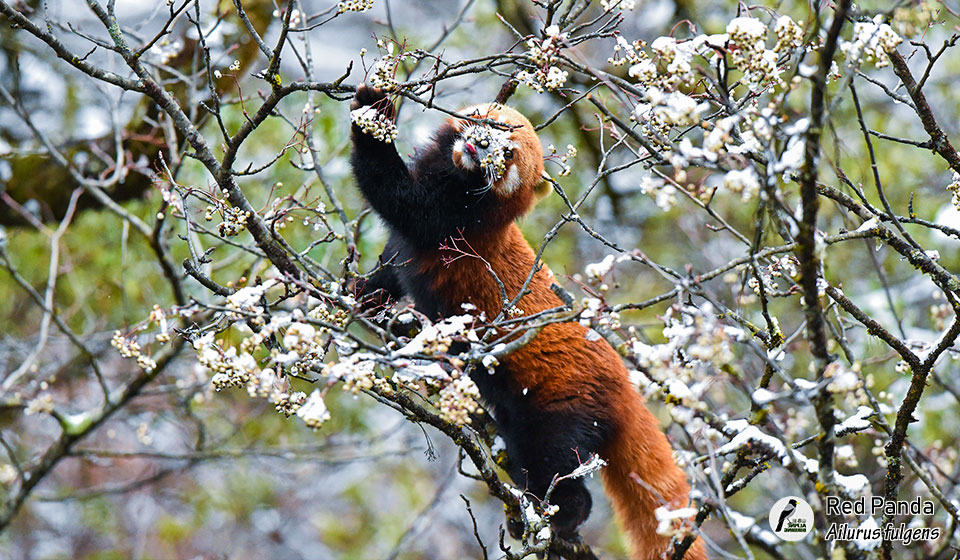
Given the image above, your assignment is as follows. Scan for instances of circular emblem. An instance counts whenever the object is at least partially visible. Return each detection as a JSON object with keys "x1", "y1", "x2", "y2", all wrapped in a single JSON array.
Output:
[{"x1": 769, "y1": 496, "x2": 814, "y2": 541}]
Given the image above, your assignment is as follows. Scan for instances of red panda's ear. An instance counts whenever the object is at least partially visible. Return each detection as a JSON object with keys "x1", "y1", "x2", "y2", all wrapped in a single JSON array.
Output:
[{"x1": 533, "y1": 170, "x2": 553, "y2": 201}]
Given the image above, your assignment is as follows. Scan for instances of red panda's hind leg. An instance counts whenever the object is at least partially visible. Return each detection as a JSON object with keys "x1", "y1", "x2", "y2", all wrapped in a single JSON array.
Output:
[{"x1": 487, "y1": 387, "x2": 612, "y2": 539}]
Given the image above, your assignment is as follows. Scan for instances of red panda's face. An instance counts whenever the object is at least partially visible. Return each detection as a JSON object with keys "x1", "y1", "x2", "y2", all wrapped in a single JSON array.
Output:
[{"x1": 449, "y1": 104, "x2": 547, "y2": 202}]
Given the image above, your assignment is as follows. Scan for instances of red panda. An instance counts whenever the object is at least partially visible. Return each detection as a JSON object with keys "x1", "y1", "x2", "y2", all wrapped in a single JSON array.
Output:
[{"x1": 349, "y1": 85, "x2": 707, "y2": 560}]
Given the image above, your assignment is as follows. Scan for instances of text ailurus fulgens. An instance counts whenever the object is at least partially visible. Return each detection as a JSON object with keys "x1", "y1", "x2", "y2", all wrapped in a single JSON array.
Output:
[{"x1": 348, "y1": 85, "x2": 707, "y2": 560}]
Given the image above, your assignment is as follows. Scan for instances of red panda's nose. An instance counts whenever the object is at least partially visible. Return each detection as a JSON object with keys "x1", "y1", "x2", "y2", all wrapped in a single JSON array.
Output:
[{"x1": 463, "y1": 142, "x2": 477, "y2": 158}]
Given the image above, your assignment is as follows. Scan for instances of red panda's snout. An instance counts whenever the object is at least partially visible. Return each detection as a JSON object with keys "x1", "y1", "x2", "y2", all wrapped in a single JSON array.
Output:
[{"x1": 448, "y1": 103, "x2": 547, "y2": 205}]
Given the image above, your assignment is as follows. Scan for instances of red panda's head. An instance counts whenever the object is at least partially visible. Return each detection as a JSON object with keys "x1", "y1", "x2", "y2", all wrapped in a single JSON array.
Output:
[{"x1": 448, "y1": 103, "x2": 550, "y2": 212}]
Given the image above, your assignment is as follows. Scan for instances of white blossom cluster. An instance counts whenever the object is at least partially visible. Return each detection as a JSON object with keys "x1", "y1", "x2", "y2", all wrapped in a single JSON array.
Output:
[
  {"x1": 747, "y1": 255, "x2": 800, "y2": 298},
  {"x1": 151, "y1": 39, "x2": 182, "y2": 66},
  {"x1": 579, "y1": 297, "x2": 621, "y2": 330},
  {"x1": 840, "y1": 17, "x2": 903, "y2": 68},
  {"x1": 24, "y1": 393, "x2": 54, "y2": 416},
  {"x1": 626, "y1": 36, "x2": 701, "y2": 91},
  {"x1": 635, "y1": 88, "x2": 709, "y2": 133},
  {"x1": 369, "y1": 57, "x2": 399, "y2": 91},
  {"x1": 654, "y1": 505, "x2": 699, "y2": 538},
  {"x1": 216, "y1": 205, "x2": 250, "y2": 237},
  {"x1": 395, "y1": 313, "x2": 479, "y2": 356},
  {"x1": 149, "y1": 305, "x2": 171, "y2": 343},
  {"x1": 629, "y1": 303, "x2": 742, "y2": 405},
  {"x1": 607, "y1": 36, "x2": 646, "y2": 68},
  {"x1": 192, "y1": 314, "x2": 322, "y2": 426},
  {"x1": 545, "y1": 143, "x2": 577, "y2": 177},
  {"x1": 225, "y1": 278, "x2": 278, "y2": 320},
  {"x1": 111, "y1": 330, "x2": 157, "y2": 372},
  {"x1": 436, "y1": 374, "x2": 482, "y2": 425},
  {"x1": 947, "y1": 172, "x2": 960, "y2": 210},
  {"x1": 773, "y1": 15, "x2": 804, "y2": 53},
  {"x1": 722, "y1": 168, "x2": 761, "y2": 200},
  {"x1": 325, "y1": 354, "x2": 390, "y2": 394},
  {"x1": 516, "y1": 25, "x2": 569, "y2": 93},
  {"x1": 638, "y1": 175, "x2": 676, "y2": 211},
  {"x1": 338, "y1": 0, "x2": 373, "y2": 14},
  {"x1": 351, "y1": 106, "x2": 399, "y2": 143},
  {"x1": 194, "y1": 331, "x2": 260, "y2": 391},
  {"x1": 296, "y1": 389, "x2": 330, "y2": 429},
  {"x1": 726, "y1": 17, "x2": 780, "y2": 90}
]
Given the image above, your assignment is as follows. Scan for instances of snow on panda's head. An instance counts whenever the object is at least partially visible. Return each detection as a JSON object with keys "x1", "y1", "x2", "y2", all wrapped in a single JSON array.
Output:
[{"x1": 450, "y1": 104, "x2": 547, "y2": 199}]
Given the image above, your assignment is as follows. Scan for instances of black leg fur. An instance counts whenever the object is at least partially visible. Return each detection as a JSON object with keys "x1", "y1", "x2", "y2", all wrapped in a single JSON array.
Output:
[{"x1": 487, "y1": 380, "x2": 611, "y2": 538}]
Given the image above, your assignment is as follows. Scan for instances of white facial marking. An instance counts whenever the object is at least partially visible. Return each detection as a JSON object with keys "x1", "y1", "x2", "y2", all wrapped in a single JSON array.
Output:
[
  {"x1": 452, "y1": 138, "x2": 476, "y2": 170},
  {"x1": 500, "y1": 165, "x2": 520, "y2": 194}
]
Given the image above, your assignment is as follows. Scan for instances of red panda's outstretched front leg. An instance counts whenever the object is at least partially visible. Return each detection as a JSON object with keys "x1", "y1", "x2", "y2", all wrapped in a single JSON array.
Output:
[{"x1": 349, "y1": 87, "x2": 416, "y2": 234}]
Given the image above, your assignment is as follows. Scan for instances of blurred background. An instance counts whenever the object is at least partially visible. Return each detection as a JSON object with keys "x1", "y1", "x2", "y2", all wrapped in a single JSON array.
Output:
[{"x1": 2, "y1": 0, "x2": 959, "y2": 558}]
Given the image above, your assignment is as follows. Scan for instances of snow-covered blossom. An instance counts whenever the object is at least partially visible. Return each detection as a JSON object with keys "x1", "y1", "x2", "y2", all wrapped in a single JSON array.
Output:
[
  {"x1": 297, "y1": 390, "x2": 330, "y2": 429},
  {"x1": 635, "y1": 88, "x2": 708, "y2": 132},
  {"x1": 655, "y1": 505, "x2": 699, "y2": 538},
  {"x1": 722, "y1": 168, "x2": 761, "y2": 200},
  {"x1": 516, "y1": 25, "x2": 568, "y2": 93},
  {"x1": 369, "y1": 55, "x2": 399, "y2": 91},
  {"x1": 774, "y1": 15, "x2": 804, "y2": 54},
  {"x1": 584, "y1": 254, "x2": 629, "y2": 281},
  {"x1": 194, "y1": 332, "x2": 260, "y2": 391},
  {"x1": 324, "y1": 354, "x2": 384, "y2": 393},
  {"x1": 351, "y1": 106, "x2": 398, "y2": 143},
  {"x1": 226, "y1": 278, "x2": 278, "y2": 318},
  {"x1": 649, "y1": 36, "x2": 698, "y2": 88},
  {"x1": 628, "y1": 303, "x2": 742, "y2": 398},
  {"x1": 281, "y1": 321, "x2": 326, "y2": 364},
  {"x1": 716, "y1": 419, "x2": 789, "y2": 463},
  {"x1": 726, "y1": 17, "x2": 780, "y2": 89},
  {"x1": 840, "y1": 18, "x2": 903, "y2": 68},
  {"x1": 437, "y1": 374, "x2": 481, "y2": 425},
  {"x1": 637, "y1": 175, "x2": 675, "y2": 211},
  {"x1": 394, "y1": 314, "x2": 477, "y2": 356},
  {"x1": 600, "y1": 0, "x2": 635, "y2": 11}
]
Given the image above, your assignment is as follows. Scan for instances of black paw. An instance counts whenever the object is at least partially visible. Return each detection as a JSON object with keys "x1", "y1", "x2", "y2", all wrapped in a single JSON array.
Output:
[
  {"x1": 548, "y1": 482, "x2": 592, "y2": 539},
  {"x1": 351, "y1": 85, "x2": 395, "y2": 119},
  {"x1": 507, "y1": 513, "x2": 524, "y2": 540}
]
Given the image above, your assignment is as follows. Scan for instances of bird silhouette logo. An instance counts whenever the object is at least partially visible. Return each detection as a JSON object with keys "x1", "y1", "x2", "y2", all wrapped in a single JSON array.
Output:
[
  {"x1": 769, "y1": 496, "x2": 813, "y2": 541},
  {"x1": 775, "y1": 498, "x2": 798, "y2": 532}
]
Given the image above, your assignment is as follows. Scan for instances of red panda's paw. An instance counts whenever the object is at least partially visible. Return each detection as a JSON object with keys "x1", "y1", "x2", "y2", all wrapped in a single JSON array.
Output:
[
  {"x1": 549, "y1": 482, "x2": 592, "y2": 539},
  {"x1": 506, "y1": 513, "x2": 524, "y2": 540},
  {"x1": 351, "y1": 85, "x2": 395, "y2": 120}
]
